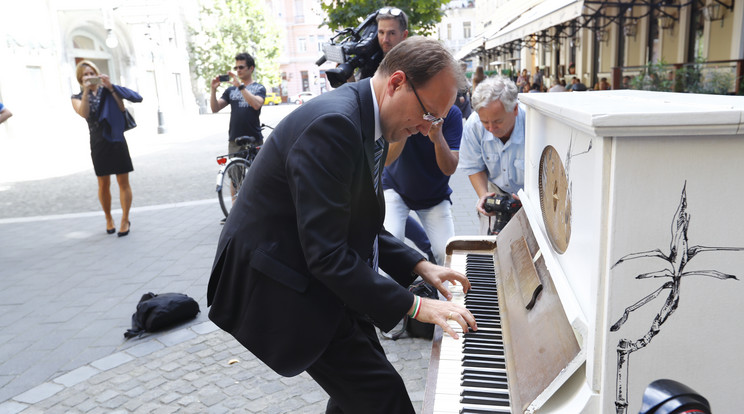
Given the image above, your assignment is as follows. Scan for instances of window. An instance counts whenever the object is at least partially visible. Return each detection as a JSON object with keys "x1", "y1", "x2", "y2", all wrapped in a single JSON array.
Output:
[
  {"x1": 301, "y1": 71, "x2": 309, "y2": 91},
  {"x1": 463, "y1": 22, "x2": 471, "y2": 38},
  {"x1": 73, "y1": 35, "x2": 95, "y2": 50},
  {"x1": 317, "y1": 35, "x2": 325, "y2": 52},
  {"x1": 298, "y1": 37, "x2": 307, "y2": 53},
  {"x1": 294, "y1": 0, "x2": 304, "y2": 23},
  {"x1": 447, "y1": 23, "x2": 452, "y2": 40},
  {"x1": 26, "y1": 66, "x2": 45, "y2": 100}
]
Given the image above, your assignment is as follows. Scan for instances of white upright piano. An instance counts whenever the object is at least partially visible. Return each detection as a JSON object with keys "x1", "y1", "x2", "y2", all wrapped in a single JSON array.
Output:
[{"x1": 425, "y1": 91, "x2": 744, "y2": 414}]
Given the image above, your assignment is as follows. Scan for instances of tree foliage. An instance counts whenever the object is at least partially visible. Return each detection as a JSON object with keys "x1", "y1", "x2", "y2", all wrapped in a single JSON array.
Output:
[
  {"x1": 319, "y1": 0, "x2": 449, "y2": 37},
  {"x1": 187, "y1": 0, "x2": 282, "y2": 92}
]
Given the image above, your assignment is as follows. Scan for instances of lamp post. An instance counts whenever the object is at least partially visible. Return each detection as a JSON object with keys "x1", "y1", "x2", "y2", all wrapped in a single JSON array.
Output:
[{"x1": 146, "y1": 23, "x2": 167, "y2": 134}]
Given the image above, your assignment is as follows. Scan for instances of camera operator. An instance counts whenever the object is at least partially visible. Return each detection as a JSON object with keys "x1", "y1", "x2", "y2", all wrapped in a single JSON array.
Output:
[
  {"x1": 458, "y1": 76, "x2": 526, "y2": 235},
  {"x1": 348, "y1": 6, "x2": 409, "y2": 81},
  {"x1": 210, "y1": 52, "x2": 266, "y2": 154}
]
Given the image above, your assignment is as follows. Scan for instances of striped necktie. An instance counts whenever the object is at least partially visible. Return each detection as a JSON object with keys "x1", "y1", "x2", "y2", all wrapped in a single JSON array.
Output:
[
  {"x1": 371, "y1": 138, "x2": 385, "y2": 271},
  {"x1": 372, "y1": 138, "x2": 385, "y2": 191}
]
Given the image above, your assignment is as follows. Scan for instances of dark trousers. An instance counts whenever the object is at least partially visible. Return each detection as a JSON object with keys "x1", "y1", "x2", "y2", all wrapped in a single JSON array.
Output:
[{"x1": 305, "y1": 311, "x2": 415, "y2": 414}]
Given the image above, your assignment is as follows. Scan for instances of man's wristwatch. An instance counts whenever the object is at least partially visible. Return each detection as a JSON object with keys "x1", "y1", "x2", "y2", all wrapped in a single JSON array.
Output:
[{"x1": 238, "y1": 84, "x2": 246, "y2": 91}]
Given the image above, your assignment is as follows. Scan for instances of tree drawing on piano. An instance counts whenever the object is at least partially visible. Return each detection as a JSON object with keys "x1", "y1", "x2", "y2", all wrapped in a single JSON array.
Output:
[{"x1": 610, "y1": 182, "x2": 743, "y2": 414}]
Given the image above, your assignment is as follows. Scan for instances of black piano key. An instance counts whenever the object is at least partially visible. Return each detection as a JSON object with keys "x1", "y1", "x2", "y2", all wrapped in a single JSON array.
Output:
[
  {"x1": 460, "y1": 390, "x2": 510, "y2": 406},
  {"x1": 463, "y1": 347, "x2": 504, "y2": 357},
  {"x1": 462, "y1": 371, "x2": 508, "y2": 382},
  {"x1": 461, "y1": 378, "x2": 509, "y2": 390},
  {"x1": 460, "y1": 409, "x2": 510, "y2": 414},
  {"x1": 462, "y1": 359, "x2": 506, "y2": 370}
]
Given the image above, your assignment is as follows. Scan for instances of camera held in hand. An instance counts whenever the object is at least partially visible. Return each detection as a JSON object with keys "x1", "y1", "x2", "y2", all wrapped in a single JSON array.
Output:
[
  {"x1": 484, "y1": 195, "x2": 522, "y2": 235},
  {"x1": 218, "y1": 74, "x2": 230, "y2": 82}
]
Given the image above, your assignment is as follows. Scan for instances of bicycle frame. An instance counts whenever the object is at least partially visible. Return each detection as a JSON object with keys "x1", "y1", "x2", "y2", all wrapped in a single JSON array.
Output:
[{"x1": 215, "y1": 146, "x2": 260, "y2": 193}]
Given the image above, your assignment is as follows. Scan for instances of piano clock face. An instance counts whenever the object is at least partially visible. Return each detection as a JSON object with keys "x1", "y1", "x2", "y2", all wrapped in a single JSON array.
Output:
[{"x1": 538, "y1": 145, "x2": 571, "y2": 254}]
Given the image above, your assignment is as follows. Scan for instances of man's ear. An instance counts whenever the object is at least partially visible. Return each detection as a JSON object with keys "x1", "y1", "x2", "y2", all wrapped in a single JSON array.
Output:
[
  {"x1": 387, "y1": 71, "x2": 406, "y2": 97},
  {"x1": 402, "y1": 30, "x2": 409, "y2": 39}
]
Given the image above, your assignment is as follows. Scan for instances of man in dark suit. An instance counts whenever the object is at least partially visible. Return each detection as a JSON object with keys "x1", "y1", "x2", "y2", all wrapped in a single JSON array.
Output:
[{"x1": 207, "y1": 37, "x2": 476, "y2": 413}]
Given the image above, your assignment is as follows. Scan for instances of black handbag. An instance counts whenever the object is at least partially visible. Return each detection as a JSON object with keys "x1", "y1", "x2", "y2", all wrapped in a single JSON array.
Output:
[
  {"x1": 124, "y1": 109, "x2": 137, "y2": 131},
  {"x1": 383, "y1": 279, "x2": 439, "y2": 340}
]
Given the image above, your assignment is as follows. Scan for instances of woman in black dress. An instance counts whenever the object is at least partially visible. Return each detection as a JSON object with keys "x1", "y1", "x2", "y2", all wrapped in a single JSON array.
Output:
[{"x1": 71, "y1": 60, "x2": 133, "y2": 236}]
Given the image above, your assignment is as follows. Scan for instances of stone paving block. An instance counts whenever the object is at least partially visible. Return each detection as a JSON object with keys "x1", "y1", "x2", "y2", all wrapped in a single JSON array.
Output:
[
  {"x1": 53, "y1": 365, "x2": 101, "y2": 387},
  {"x1": 0, "y1": 400, "x2": 28, "y2": 414},
  {"x1": 124, "y1": 339, "x2": 165, "y2": 357},
  {"x1": 156, "y1": 328, "x2": 197, "y2": 347},
  {"x1": 90, "y1": 352, "x2": 133, "y2": 371},
  {"x1": 13, "y1": 382, "x2": 64, "y2": 404}
]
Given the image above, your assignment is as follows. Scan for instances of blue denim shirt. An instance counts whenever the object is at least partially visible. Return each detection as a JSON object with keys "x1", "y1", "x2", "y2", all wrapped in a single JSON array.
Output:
[{"x1": 458, "y1": 103, "x2": 525, "y2": 194}]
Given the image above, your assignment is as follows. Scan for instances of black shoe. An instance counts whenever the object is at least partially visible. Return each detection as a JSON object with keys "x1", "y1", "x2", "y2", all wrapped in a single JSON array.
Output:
[
  {"x1": 118, "y1": 221, "x2": 131, "y2": 237},
  {"x1": 220, "y1": 217, "x2": 227, "y2": 225},
  {"x1": 106, "y1": 228, "x2": 116, "y2": 234}
]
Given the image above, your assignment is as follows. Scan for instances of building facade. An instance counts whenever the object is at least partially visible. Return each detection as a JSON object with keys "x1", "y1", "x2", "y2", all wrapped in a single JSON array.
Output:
[
  {"x1": 0, "y1": 0, "x2": 198, "y2": 148},
  {"x1": 456, "y1": 0, "x2": 744, "y2": 92},
  {"x1": 264, "y1": 0, "x2": 336, "y2": 101}
]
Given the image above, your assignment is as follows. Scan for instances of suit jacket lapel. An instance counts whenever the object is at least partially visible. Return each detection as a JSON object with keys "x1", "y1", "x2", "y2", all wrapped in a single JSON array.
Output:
[
  {"x1": 357, "y1": 78, "x2": 377, "y2": 174},
  {"x1": 356, "y1": 78, "x2": 386, "y2": 218}
]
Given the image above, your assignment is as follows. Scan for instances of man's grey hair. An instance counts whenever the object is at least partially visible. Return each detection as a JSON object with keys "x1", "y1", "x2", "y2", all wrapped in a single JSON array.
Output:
[
  {"x1": 471, "y1": 76, "x2": 519, "y2": 113},
  {"x1": 377, "y1": 36, "x2": 466, "y2": 90}
]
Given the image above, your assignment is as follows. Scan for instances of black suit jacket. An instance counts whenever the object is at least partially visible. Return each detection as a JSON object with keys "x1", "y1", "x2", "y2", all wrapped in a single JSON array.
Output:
[{"x1": 207, "y1": 79, "x2": 423, "y2": 377}]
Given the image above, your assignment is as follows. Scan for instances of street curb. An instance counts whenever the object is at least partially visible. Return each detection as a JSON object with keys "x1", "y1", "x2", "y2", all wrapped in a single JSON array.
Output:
[{"x1": 0, "y1": 321, "x2": 221, "y2": 414}]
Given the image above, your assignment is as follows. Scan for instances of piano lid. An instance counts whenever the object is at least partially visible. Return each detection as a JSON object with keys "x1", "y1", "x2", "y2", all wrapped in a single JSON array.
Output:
[
  {"x1": 495, "y1": 207, "x2": 586, "y2": 413},
  {"x1": 518, "y1": 90, "x2": 744, "y2": 137}
]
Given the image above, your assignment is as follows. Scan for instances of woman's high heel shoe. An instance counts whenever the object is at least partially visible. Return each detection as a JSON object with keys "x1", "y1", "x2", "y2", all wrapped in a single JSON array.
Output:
[
  {"x1": 106, "y1": 228, "x2": 116, "y2": 234},
  {"x1": 117, "y1": 221, "x2": 131, "y2": 237}
]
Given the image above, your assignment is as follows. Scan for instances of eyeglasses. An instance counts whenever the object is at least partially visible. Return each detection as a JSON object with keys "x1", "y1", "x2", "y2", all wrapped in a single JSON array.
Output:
[
  {"x1": 233, "y1": 65, "x2": 247, "y2": 71},
  {"x1": 378, "y1": 7, "x2": 403, "y2": 16},
  {"x1": 408, "y1": 79, "x2": 444, "y2": 125}
]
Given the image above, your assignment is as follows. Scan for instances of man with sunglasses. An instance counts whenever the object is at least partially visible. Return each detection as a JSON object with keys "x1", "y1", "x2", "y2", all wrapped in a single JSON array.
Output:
[
  {"x1": 210, "y1": 52, "x2": 266, "y2": 154},
  {"x1": 376, "y1": 7, "x2": 408, "y2": 56},
  {"x1": 348, "y1": 6, "x2": 408, "y2": 82},
  {"x1": 208, "y1": 37, "x2": 475, "y2": 414}
]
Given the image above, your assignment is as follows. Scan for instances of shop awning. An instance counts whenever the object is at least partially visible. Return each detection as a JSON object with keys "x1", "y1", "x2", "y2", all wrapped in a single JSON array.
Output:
[
  {"x1": 454, "y1": 0, "x2": 542, "y2": 61},
  {"x1": 455, "y1": 35, "x2": 487, "y2": 61},
  {"x1": 486, "y1": 0, "x2": 585, "y2": 49}
]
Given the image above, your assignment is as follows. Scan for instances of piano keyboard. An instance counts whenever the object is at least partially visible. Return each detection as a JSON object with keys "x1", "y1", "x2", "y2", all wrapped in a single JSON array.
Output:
[{"x1": 432, "y1": 253, "x2": 512, "y2": 414}]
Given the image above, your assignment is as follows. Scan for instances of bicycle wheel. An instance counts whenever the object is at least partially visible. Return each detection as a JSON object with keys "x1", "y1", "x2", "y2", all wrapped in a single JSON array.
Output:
[{"x1": 218, "y1": 158, "x2": 250, "y2": 217}]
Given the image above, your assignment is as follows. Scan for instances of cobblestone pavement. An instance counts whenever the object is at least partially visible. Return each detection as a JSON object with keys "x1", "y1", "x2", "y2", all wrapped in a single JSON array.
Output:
[
  {"x1": 6, "y1": 323, "x2": 432, "y2": 414},
  {"x1": 0, "y1": 124, "x2": 480, "y2": 413}
]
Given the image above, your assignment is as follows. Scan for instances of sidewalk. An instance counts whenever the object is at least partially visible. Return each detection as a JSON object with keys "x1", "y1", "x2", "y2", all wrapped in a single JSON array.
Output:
[{"x1": 0, "y1": 170, "x2": 479, "y2": 413}]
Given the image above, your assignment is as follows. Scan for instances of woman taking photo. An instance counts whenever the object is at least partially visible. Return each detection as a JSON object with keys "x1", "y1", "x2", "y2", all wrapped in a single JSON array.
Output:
[{"x1": 71, "y1": 60, "x2": 134, "y2": 237}]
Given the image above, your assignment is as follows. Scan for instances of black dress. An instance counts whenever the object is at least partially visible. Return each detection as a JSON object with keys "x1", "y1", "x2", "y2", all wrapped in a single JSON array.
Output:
[{"x1": 72, "y1": 90, "x2": 134, "y2": 177}]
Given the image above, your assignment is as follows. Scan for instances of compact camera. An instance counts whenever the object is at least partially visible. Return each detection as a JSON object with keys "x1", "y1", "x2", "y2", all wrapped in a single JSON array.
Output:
[
  {"x1": 218, "y1": 74, "x2": 230, "y2": 82},
  {"x1": 87, "y1": 77, "x2": 101, "y2": 85},
  {"x1": 483, "y1": 194, "x2": 522, "y2": 235}
]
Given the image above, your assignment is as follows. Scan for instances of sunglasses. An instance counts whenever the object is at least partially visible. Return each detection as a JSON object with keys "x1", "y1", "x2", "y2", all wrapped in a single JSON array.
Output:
[
  {"x1": 407, "y1": 79, "x2": 444, "y2": 125},
  {"x1": 234, "y1": 65, "x2": 247, "y2": 71},
  {"x1": 378, "y1": 7, "x2": 403, "y2": 16}
]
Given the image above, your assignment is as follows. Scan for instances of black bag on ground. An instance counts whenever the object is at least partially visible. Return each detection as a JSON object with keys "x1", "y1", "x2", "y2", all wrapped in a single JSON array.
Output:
[
  {"x1": 124, "y1": 292, "x2": 199, "y2": 339},
  {"x1": 384, "y1": 279, "x2": 439, "y2": 340}
]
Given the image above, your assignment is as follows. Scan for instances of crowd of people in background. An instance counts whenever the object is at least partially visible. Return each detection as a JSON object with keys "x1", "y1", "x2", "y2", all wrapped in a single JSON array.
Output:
[{"x1": 480, "y1": 64, "x2": 621, "y2": 94}]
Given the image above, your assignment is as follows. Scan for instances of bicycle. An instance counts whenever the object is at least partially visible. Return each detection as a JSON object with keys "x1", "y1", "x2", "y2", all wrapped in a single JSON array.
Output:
[{"x1": 215, "y1": 124, "x2": 273, "y2": 218}]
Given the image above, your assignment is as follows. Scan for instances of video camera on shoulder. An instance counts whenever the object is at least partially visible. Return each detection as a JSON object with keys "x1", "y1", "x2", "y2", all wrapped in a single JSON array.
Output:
[
  {"x1": 315, "y1": 10, "x2": 382, "y2": 88},
  {"x1": 484, "y1": 194, "x2": 522, "y2": 235}
]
